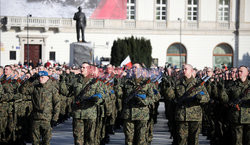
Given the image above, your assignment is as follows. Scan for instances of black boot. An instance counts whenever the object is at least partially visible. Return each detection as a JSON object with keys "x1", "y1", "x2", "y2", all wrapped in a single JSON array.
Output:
[
  {"x1": 108, "y1": 125, "x2": 115, "y2": 135},
  {"x1": 104, "y1": 135, "x2": 110, "y2": 143}
]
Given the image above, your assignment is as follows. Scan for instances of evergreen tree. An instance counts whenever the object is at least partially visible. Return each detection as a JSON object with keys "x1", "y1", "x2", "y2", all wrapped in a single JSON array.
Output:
[{"x1": 110, "y1": 36, "x2": 153, "y2": 68}]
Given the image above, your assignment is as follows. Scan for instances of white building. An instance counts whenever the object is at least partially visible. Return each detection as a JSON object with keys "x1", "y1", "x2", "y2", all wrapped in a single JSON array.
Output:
[{"x1": 0, "y1": 0, "x2": 250, "y2": 69}]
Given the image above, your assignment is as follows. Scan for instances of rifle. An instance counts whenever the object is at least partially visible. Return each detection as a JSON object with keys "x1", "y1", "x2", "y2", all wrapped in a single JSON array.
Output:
[
  {"x1": 11, "y1": 74, "x2": 17, "y2": 80},
  {"x1": 1, "y1": 75, "x2": 12, "y2": 84},
  {"x1": 76, "y1": 78, "x2": 98, "y2": 105},
  {"x1": 176, "y1": 76, "x2": 210, "y2": 105},
  {"x1": 124, "y1": 78, "x2": 150, "y2": 104},
  {"x1": 152, "y1": 73, "x2": 163, "y2": 85},
  {"x1": 17, "y1": 75, "x2": 26, "y2": 83},
  {"x1": 0, "y1": 74, "x2": 4, "y2": 80},
  {"x1": 106, "y1": 78, "x2": 114, "y2": 87},
  {"x1": 229, "y1": 86, "x2": 250, "y2": 111}
]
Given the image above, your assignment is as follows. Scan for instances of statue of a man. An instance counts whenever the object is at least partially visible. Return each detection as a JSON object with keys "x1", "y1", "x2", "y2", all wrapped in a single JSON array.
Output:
[{"x1": 73, "y1": 6, "x2": 87, "y2": 43}]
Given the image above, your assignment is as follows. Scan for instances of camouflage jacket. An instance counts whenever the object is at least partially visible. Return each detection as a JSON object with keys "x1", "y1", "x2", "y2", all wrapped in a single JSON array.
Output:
[
  {"x1": 204, "y1": 79, "x2": 219, "y2": 102},
  {"x1": 113, "y1": 76, "x2": 124, "y2": 111},
  {"x1": 122, "y1": 78, "x2": 154, "y2": 120},
  {"x1": 150, "y1": 82, "x2": 161, "y2": 103},
  {"x1": 32, "y1": 79, "x2": 60, "y2": 122},
  {"x1": 0, "y1": 76, "x2": 15, "y2": 102},
  {"x1": 72, "y1": 76, "x2": 104, "y2": 120},
  {"x1": 220, "y1": 79, "x2": 250, "y2": 124},
  {"x1": 166, "y1": 77, "x2": 210, "y2": 121},
  {"x1": 0, "y1": 83, "x2": 9, "y2": 117},
  {"x1": 160, "y1": 75, "x2": 174, "y2": 101}
]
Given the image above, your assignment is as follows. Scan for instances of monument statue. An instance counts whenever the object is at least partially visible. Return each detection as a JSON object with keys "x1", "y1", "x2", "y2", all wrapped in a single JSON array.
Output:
[{"x1": 73, "y1": 6, "x2": 87, "y2": 43}]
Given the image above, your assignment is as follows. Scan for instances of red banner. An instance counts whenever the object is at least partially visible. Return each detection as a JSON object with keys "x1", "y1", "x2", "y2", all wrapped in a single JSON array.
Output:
[{"x1": 91, "y1": 0, "x2": 127, "y2": 20}]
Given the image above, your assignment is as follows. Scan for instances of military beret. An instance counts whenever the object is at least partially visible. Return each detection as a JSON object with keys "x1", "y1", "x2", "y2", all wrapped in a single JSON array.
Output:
[{"x1": 38, "y1": 71, "x2": 48, "y2": 77}]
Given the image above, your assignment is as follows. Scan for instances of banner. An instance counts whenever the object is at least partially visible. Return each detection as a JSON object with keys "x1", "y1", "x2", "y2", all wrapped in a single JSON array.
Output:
[{"x1": 91, "y1": 0, "x2": 127, "y2": 19}]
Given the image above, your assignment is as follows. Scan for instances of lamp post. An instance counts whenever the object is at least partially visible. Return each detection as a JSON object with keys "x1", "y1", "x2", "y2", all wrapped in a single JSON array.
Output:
[
  {"x1": 177, "y1": 18, "x2": 182, "y2": 68},
  {"x1": 27, "y1": 14, "x2": 32, "y2": 67}
]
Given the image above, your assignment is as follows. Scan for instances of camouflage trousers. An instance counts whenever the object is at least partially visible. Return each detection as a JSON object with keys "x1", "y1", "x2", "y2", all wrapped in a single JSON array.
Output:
[
  {"x1": 147, "y1": 117, "x2": 154, "y2": 144},
  {"x1": 95, "y1": 116, "x2": 104, "y2": 145},
  {"x1": 73, "y1": 118, "x2": 96, "y2": 145},
  {"x1": 123, "y1": 120, "x2": 148, "y2": 145},
  {"x1": 176, "y1": 121, "x2": 201, "y2": 145},
  {"x1": 32, "y1": 120, "x2": 52, "y2": 145},
  {"x1": 231, "y1": 124, "x2": 250, "y2": 145},
  {"x1": 0, "y1": 115, "x2": 8, "y2": 142}
]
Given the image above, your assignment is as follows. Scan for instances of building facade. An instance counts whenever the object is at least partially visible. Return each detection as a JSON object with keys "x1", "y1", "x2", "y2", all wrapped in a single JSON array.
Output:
[{"x1": 0, "y1": 0, "x2": 250, "y2": 69}]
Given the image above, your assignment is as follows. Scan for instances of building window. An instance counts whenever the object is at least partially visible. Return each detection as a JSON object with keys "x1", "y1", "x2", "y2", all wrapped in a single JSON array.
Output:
[
  {"x1": 167, "y1": 43, "x2": 187, "y2": 68},
  {"x1": 187, "y1": 0, "x2": 198, "y2": 21},
  {"x1": 218, "y1": 0, "x2": 230, "y2": 21},
  {"x1": 213, "y1": 44, "x2": 233, "y2": 68},
  {"x1": 49, "y1": 51, "x2": 56, "y2": 61},
  {"x1": 127, "y1": 0, "x2": 136, "y2": 20},
  {"x1": 156, "y1": 0, "x2": 167, "y2": 21},
  {"x1": 10, "y1": 51, "x2": 16, "y2": 60}
]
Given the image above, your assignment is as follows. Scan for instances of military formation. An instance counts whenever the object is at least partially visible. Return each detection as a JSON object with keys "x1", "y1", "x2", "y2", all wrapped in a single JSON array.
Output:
[
  {"x1": 161, "y1": 64, "x2": 250, "y2": 145},
  {"x1": 0, "y1": 62, "x2": 249, "y2": 145}
]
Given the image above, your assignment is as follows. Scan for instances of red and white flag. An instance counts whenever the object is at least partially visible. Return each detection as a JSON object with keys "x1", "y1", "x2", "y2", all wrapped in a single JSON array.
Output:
[{"x1": 120, "y1": 55, "x2": 132, "y2": 68}]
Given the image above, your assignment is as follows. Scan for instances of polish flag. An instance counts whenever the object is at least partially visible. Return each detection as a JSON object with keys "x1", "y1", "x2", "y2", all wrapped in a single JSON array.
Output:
[
  {"x1": 120, "y1": 56, "x2": 132, "y2": 68},
  {"x1": 91, "y1": 0, "x2": 127, "y2": 20}
]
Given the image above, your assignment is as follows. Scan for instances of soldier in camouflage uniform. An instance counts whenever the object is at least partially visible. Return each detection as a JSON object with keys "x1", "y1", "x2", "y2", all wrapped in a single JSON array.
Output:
[
  {"x1": 0, "y1": 65, "x2": 16, "y2": 143},
  {"x1": 113, "y1": 69, "x2": 124, "y2": 130},
  {"x1": 147, "y1": 75, "x2": 161, "y2": 144},
  {"x1": 165, "y1": 64, "x2": 210, "y2": 145},
  {"x1": 0, "y1": 82, "x2": 7, "y2": 143},
  {"x1": 161, "y1": 68, "x2": 178, "y2": 144},
  {"x1": 19, "y1": 72, "x2": 38, "y2": 143},
  {"x1": 219, "y1": 66, "x2": 250, "y2": 145},
  {"x1": 122, "y1": 63, "x2": 155, "y2": 145},
  {"x1": 72, "y1": 63, "x2": 104, "y2": 145},
  {"x1": 31, "y1": 71, "x2": 61, "y2": 145}
]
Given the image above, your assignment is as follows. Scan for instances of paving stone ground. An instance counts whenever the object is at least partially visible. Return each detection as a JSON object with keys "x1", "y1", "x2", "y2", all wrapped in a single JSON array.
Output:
[{"x1": 28, "y1": 102, "x2": 210, "y2": 145}]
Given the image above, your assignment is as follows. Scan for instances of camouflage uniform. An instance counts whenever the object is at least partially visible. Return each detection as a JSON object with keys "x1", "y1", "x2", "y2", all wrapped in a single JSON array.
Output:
[
  {"x1": 147, "y1": 81, "x2": 161, "y2": 144},
  {"x1": 220, "y1": 79, "x2": 250, "y2": 145},
  {"x1": 19, "y1": 77, "x2": 38, "y2": 143},
  {"x1": 11, "y1": 78, "x2": 24, "y2": 143},
  {"x1": 95, "y1": 80, "x2": 108, "y2": 144},
  {"x1": 122, "y1": 78, "x2": 154, "y2": 145},
  {"x1": 31, "y1": 79, "x2": 60, "y2": 145},
  {"x1": 202, "y1": 79, "x2": 217, "y2": 138},
  {"x1": 72, "y1": 76, "x2": 104, "y2": 145},
  {"x1": 166, "y1": 77, "x2": 209, "y2": 145},
  {"x1": 58, "y1": 77, "x2": 69, "y2": 122},
  {"x1": 161, "y1": 75, "x2": 177, "y2": 142},
  {"x1": 0, "y1": 83, "x2": 8, "y2": 143},
  {"x1": 0, "y1": 76, "x2": 15, "y2": 143},
  {"x1": 64, "y1": 72, "x2": 76, "y2": 118},
  {"x1": 105, "y1": 80, "x2": 117, "y2": 136},
  {"x1": 113, "y1": 76, "x2": 124, "y2": 129}
]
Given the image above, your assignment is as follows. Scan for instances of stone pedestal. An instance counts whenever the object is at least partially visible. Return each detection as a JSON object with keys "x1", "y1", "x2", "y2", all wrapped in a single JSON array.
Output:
[{"x1": 70, "y1": 42, "x2": 93, "y2": 66}]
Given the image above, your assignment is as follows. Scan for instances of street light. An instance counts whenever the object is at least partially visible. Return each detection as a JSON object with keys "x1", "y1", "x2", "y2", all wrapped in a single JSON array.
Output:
[
  {"x1": 27, "y1": 14, "x2": 32, "y2": 67},
  {"x1": 177, "y1": 18, "x2": 182, "y2": 68}
]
